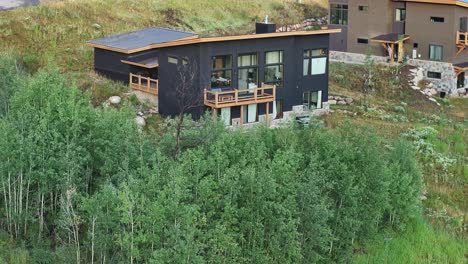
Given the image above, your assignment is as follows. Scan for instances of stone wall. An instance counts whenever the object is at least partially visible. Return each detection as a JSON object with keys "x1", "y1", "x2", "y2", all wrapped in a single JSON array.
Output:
[
  {"x1": 407, "y1": 59, "x2": 458, "y2": 95},
  {"x1": 329, "y1": 51, "x2": 389, "y2": 65},
  {"x1": 330, "y1": 51, "x2": 461, "y2": 96}
]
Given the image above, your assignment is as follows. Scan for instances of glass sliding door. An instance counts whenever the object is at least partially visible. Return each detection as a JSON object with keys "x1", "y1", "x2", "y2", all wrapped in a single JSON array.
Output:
[
  {"x1": 303, "y1": 91, "x2": 323, "y2": 109},
  {"x1": 238, "y1": 53, "x2": 258, "y2": 91}
]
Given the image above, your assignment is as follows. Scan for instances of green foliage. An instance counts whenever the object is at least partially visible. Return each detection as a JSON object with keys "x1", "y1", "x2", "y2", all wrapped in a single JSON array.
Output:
[
  {"x1": 0, "y1": 52, "x2": 24, "y2": 117},
  {"x1": 0, "y1": 58, "x2": 424, "y2": 263},
  {"x1": 354, "y1": 218, "x2": 467, "y2": 264}
]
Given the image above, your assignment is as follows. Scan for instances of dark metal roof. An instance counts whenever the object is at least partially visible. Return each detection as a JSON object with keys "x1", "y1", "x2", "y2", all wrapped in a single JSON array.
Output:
[
  {"x1": 127, "y1": 56, "x2": 159, "y2": 67},
  {"x1": 454, "y1": 62, "x2": 468, "y2": 68},
  {"x1": 88, "y1": 27, "x2": 196, "y2": 50},
  {"x1": 371, "y1": 33, "x2": 410, "y2": 43}
]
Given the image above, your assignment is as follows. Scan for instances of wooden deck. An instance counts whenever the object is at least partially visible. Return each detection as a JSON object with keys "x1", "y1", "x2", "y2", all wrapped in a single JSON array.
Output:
[
  {"x1": 129, "y1": 73, "x2": 158, "y2": 95},
  {"x1": 204, "y1": 83, "x2": 276, "y2": 108}
]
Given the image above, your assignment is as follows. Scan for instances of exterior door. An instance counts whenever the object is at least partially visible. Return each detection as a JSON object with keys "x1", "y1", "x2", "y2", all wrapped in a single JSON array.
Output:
[{"x1": 457, "y1": 73, "x2": 465, "y2": 88}]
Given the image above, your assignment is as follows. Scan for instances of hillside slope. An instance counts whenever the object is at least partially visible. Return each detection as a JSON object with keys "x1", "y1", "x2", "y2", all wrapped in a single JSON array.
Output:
[{"x1": 0, "y1": 0, "x2": 326, "y2": 72}]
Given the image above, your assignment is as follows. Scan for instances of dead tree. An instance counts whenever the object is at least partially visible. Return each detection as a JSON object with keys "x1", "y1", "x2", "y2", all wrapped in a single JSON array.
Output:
[{"x1": 174, "y1": 58, "x2": 202, "y2": 156}]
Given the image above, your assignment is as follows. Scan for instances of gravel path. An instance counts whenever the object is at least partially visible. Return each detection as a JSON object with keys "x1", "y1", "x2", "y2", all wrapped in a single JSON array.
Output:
[{"x1": 0, "y1": 0, "x2": 40, "y2": 10}]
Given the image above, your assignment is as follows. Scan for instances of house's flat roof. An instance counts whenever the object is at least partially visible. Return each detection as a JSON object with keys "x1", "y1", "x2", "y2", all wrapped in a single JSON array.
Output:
[
  {"x1": 454, "y1": 62, "x2": 468, "y2": 68},
  {"x1": 87, "y1": 27, "x2": 341, "y2": 54},
  {"x1": 88, "y1": 27, "x2": 198, "y2": 51},
  {"x1": 401, "y1": 0, "x2": 468, "y2": 8},
  {"x1": 371, "y1": 33, "x2": 410, "y2": 44}
]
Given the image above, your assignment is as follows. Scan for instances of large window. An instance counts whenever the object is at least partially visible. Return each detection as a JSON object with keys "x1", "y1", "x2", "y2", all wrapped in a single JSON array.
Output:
[
  {"x1": 330, "y1": 4, "x2": 348, "y2": 25},
  {"x1": 460, "y1": 17, "x2": 467, "y2": 31},
  {"x1": 395, "y1": 8, "x2": 406, "y2": 22},
  {"x1": 303, "y1": 91, "x2": 323, "y2": 110},
  {"x1": 264, "y1": 50, "x2": 284, "y2": 87},
  {"x1": 429, "y1": 45, "x2": 443, "y2": 61},
  {"x1": 211, "y1": 55, "x2": 232, "y2": 88},
  {"x1": 303, "y1": 48, "x2": 327, "y2": 76},
  {"x1": 238, "y1": 53, "x2": 258, "y2": 90}
]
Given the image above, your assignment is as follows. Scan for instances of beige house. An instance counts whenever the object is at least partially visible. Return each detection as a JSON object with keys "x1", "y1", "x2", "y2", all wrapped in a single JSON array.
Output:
[{"x1": 328, "y1": 0, "x2": 467, "y2": 90}]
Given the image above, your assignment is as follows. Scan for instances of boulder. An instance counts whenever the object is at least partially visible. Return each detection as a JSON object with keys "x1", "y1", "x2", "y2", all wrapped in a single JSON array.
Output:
[
  {"x1": 328, "y1": 100, "x2": 337, "y2": 105},
  {"x1": 135, "y1": 116, "x2": 146, "y2": 127},
  {"x1": 457, "y1": 88, "x2": 467, "y2": 95},
  {"x1": 108, "y1": 96, "x2": 121, "y2": 105},
  {"x1": 345, "y1": 97, "x2": 354, "y2": 104},
  {"x1": 337, "y1": 100, "x2": 347, "y2": 105},
  {"x1": 411, "y1": 85, "x2": 421, "y2": 90}
]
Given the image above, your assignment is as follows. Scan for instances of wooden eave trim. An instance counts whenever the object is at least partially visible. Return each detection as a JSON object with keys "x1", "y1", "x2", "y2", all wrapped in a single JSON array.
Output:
[
  {"x1": 453, "y1": 66, "x2": 468, "y2": 72},
  {"x1": 121, "y1": 60, "x2": 159, "y2": 68},
  {"x1": 402, "y1": 0, "x2": 468, "y2": 8},
  {"x1": 370, "y1": 36, "x2": 410, "y2": 44},
  {"x1": 88, "y1": 29, "x2": 342, "y2": 54}
]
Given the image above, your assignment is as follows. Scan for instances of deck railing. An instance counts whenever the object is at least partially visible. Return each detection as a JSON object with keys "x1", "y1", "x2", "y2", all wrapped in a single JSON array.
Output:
[
  {"x1": 456, "y1": 31, "x2": 467, "y2": 46},
  {"x1": 204, "y1": 83, "x2": 276, "y2": 108},
  {"x1": 129, "y1": 73, "x2": 158, "y2": 95}
]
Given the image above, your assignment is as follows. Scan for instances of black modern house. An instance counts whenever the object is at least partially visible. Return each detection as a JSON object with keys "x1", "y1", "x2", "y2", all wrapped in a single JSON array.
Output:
[{"x1": 87, "y1": 22, "x2": 340, "y2": 126}]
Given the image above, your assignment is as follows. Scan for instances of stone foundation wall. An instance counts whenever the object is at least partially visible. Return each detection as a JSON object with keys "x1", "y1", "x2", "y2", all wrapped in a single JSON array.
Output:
[
  {"x1": 330, "y1": 51, "x2": 461, "y2": 96},
  {"x1": 408, "y1": 59, "x2": 457, "y2": 95},
  {"x1": 330, "y1": 51, "x2": 389, "y2": 65}
]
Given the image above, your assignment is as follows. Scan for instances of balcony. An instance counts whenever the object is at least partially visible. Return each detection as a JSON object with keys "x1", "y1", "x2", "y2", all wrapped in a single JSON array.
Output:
[
  {"x1": 204, "y1": 83, "x2": 276, "y2": 109},
  {"x1": 456, "y1": 31, "x2": 467, "y2": 56},
  {"x1": 129, "y1": 73, "x2": 158, "y2": 95},
  {"x1": 456, "y1": 31, "x2": 467, "y2": 46}
]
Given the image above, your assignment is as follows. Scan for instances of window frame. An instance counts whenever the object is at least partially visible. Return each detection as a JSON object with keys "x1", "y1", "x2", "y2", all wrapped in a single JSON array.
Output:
[
  {"x1": 358, "y1": 5, "x2": 368, "y2": 11},
  {"x1": 168, "y1": 56, "x2": 178, "y2": 65},
  {"x1": 395, "y1": 8, "x2": 406, "y2": 22},
  {"x1": 237, "y1": 52, "x2": 259, "y2": 90},
  {"x1": 303, "y1": 48, "x2": 328, "y2": 76},
  {"x1": 330, "y1": 4, "x2": 348, "y2": 25},
  {"x1": 427, "y1": 71, "x2": 442, "y2": 79},
  {"x1": 428, "y1": 44, "x2": 443, "y2": 61},
  {"x1": 264, "y1": 50, "x2": 284, "y2": 87},
  {"x1": 430, "y1": 16, "x2": 445, "y2": 23},
  {"x1": 357, "y1": 38, "x2": 369, "y2": 44},
  {"x1": 211, "y1": 55, "x2": 233, "y2": 89}
]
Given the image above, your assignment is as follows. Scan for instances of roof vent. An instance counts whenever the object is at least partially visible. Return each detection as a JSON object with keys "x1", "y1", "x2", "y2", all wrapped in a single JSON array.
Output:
[{"x1": 256, "y1": 15, "x2": 276, "y2": 34}]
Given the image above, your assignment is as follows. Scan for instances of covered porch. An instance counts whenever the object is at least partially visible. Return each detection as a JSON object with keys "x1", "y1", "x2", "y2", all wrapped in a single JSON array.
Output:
[
  {"x1": 454, "y1": 62, "x2": 468, "y2": 89},
  {"x1": 370, "y1": 33, "x2": 410, "y2": 64},
  {"x1": 122, "y1": 57, "x2": 159, "y2": 95}
]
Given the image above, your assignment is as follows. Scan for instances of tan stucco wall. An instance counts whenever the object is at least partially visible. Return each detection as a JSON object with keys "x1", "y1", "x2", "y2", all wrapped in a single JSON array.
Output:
[
  {"x1": 346, "y1": 0, "x2": 394, "y2": 56},
  {"x1": 405, "y1": 3, "x2": 467, "y2": 63}
]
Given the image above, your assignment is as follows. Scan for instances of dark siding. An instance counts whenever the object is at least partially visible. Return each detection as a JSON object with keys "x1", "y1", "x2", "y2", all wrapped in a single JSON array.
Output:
[
  {"x1": 157, "y1": 44, "x2": 203, "y2": 118},
  {"x1": 94, "y1": 49, "x2": 131, "y2": 83},
  {"x1": 94, "y1": 33, "x2": 331, "y2": 119},
  {"x1": 329, "y1": 25, "x2": 348, "y2": 51}
]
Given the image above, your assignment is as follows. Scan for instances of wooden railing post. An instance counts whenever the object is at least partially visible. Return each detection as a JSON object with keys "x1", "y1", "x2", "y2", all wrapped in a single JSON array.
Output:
[
  {"x1": 129, "y1": 73, "x2": 133, "y2": 86},
  {"x1": 204, "y1": 89, "x2": 207, "y2": 104},
  {"x1": 235, "y1": 89, "x2": 238, "y2": 104},
  {"x1": 254, "y1": 88, "x2": 257, "y2": 102},
  {"x1": 147, "y1": 77, "x2": 150, "y2": 93},
  {"x1": 215, "y1": 91, "x2": 218, "y2": 108}
]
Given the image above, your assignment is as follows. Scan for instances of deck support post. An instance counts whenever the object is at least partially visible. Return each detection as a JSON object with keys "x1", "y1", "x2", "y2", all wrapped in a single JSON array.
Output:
[
  {"x1": 266, "y1": 102, "x2": 269, "y2": 127},
  {"x1": 390, "y1": 43, "x2": 395, "y2": 64},
  {"x1": 240, "y1": 105, "x2": 244, "y2": 126},
  {"x1": 397, "y1": 40, "x2": 404, "y2": 63}
]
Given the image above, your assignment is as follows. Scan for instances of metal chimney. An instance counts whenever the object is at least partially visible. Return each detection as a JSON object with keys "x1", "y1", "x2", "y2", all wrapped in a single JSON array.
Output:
[{"x1": 256, "y1": 15, "x2": 276, "y2": 34}]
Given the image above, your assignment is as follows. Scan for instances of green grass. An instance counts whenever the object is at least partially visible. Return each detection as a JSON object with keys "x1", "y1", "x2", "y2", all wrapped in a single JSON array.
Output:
[
  {"x1": 353, "y1": 218, "x2": 467, "y2": 264},
  {"x1": 0, "y1": 0, "x2": 326, "y2": 73}
]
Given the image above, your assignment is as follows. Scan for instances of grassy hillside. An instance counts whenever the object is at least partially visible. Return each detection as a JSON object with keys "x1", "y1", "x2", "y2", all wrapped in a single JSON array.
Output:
[
  {"x1": 325, "y1": 61, "x2": 467, "y2": 262},
  {"x1": 0, "y1": 0, "x2": 326, "y2": 73}
]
